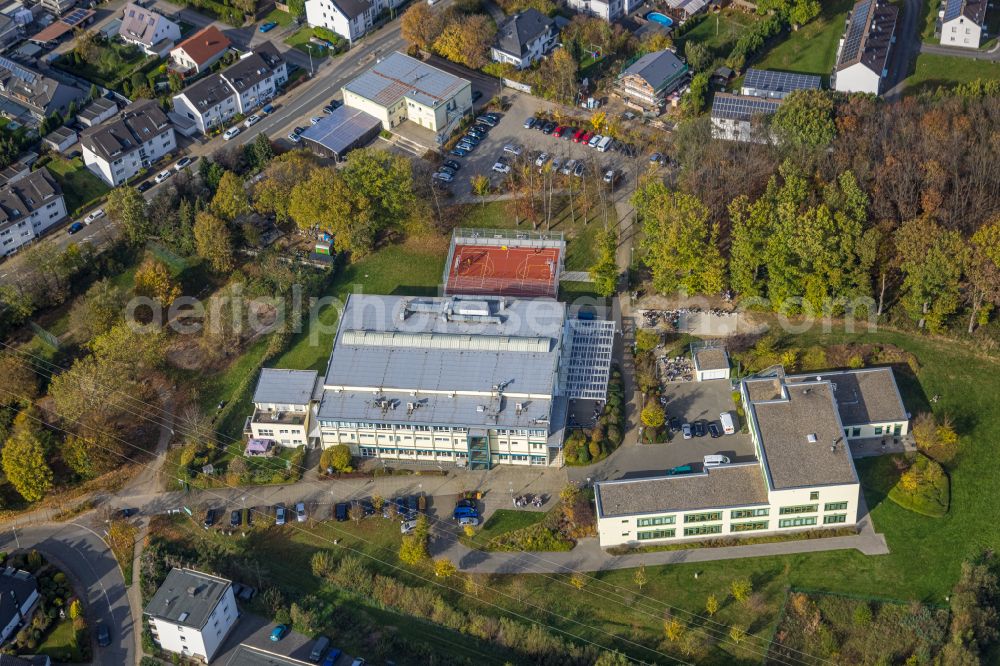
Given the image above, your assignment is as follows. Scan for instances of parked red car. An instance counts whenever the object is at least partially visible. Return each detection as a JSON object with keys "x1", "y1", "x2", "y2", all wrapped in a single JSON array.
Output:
[
  {"x1": 572, "y1": 129, "x2": 586, "y2": 142},
  {"x1": 553, "y1": 125, "x2": 566, "y2": 138},
  {"x1": 580, "y1": 131, "x2": 594, "y2": 144}
]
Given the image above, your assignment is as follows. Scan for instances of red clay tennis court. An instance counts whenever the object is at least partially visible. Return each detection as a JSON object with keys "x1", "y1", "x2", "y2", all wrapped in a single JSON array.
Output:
[{"x1": 446, "y1": 243, "x2": 561, "y2": 297}]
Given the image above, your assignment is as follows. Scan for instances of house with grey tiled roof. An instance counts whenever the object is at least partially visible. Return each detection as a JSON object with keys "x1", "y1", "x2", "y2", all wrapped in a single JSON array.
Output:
[
  {"x1": 80, "y1": 99, "x2": 176, "y2": 186},
  {"x1": 145, "y1": 569, "x2": 238, "y2": 662},
  {"x1": 119, "y1": 2, "x2": 181, "y2": 56},
  {"x1": 491, "y1": 9, "x2": 558, "y2": 70},
  {"x1": 171, "y1": 42, "x2": 287, "y2": 135},
  {"x1": 0, "y1": 169, "x2": 66, "y2": 258},
  {"x1": 305, "y1": 0, "x2": 405, "y2": 43},
  {"x1": 615, "y1": 49, "x2": 688, "y2": 113},
  {"x1": 595, "y1": 367, "x2": 910, "y2": 548}
]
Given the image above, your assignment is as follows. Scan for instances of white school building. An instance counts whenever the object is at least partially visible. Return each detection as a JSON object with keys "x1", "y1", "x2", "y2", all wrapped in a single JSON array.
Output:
[{"x1": 595, "y1": 367, "x2": 909, "y2": 548}]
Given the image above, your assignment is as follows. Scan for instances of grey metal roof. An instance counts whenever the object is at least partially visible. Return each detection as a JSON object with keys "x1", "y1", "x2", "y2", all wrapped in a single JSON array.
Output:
[
  {"x1": 144, "y1": 568, "x2": 232, "y2": 629},
  {"x1": 80, "y1": 99, "x2": 172, "y2": 162},
  {"x1": 785, "y1": 368, "x2": 907, "y2": 426},
  {"x1": 711, "y1": 92, "x2": 781, "y2": 122},
  {"x1": 741, "y1": 68, "x2": 821, "y2": 98},
  {"x1": 254, "y1": 369, "x2": 318, "y2": 405},
  {"x1": 317, "y1": 294, "x2": 564, "y2": 428},
  {"x1": 317, "y1": 389, "x2": 553, "y2": 429},
  {"x1": 621, "y1": 49, "x2": 688, "y2": 92},
  {"x1": 595, "y1": 464, "x2": 769, "y2": 518},
  {"x1": 343, "y1": 51, "x2": 468, "y2": 109},
  {"x1": 836, "y1": 0, "x2": 898, "y2": 73},
  {"x1": 744, "y1": 378, "x2": 859, "y2": 490},
  {"x1": 224, "y1": 645, "x2": 312, "y2": 666},
  {"x1": 301, "y1": 105, "x2": 381, "y2": 155},
  {"x1": 493, "y1": 9, "x2": 556, "y2": 58}
]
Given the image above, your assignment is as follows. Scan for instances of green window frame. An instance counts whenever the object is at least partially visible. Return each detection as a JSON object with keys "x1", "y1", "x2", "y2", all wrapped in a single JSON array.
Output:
[
  {"x1": 683, "y1": 525, "x2": 722, "y2": 537},
  {"x1": 730, "y1": 508, "x2": 769, "y2": 519},
  {"x1": 684, "y1": 511, "x2": 722, "y2": 523},
  {"x1": 874, "y1": 426, "x2": 884, "y2": 435},
  {"x1": 893, "y1": 424, "x2": 902, "y2": 436},
  {"x1": 824, "y1": 502, "x2": 848, "y2": 512},
  {"x1": 637, "y1": 529, "x2": 676, "y2": 540},
  {"x1": 823, "y1": 514, "x2": 847, "y2": 525},
  {"x1": 637, "y1": 515, "x2": 676, "y2": 528},
  {"x1": 779, "y1": 504, "x2": 818, "y2": 515},
  {"x1": 731, "y1": 521, "x2": 769, "y2": 532},
  {"x1": 851, "y1": 427, "x2": 861, "y2": 437},
  {"x1": 778, "y1": 516, "x2": 817, "y2": 528},
  {"x1": 809, "y1": 491, "x2": 819, "y2": 501}
]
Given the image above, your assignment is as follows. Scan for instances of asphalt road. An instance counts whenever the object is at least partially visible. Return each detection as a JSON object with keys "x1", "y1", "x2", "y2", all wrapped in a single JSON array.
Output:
[{"x1": 0, "y1": 523, "x2": 134, "y2": 666}]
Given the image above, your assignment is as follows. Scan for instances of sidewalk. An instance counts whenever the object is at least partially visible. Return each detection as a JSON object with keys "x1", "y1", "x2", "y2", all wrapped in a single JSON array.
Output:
[{"x1": 432, "y1": 493, "x2": 888, "y2": 573}]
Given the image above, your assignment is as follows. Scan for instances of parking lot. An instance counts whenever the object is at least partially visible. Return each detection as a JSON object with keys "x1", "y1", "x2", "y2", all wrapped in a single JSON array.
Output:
[
  {"x1": 571, "y1": 379, "x2": 757, "y2": 483},
  {"x1": 442, "y1": 94, "x2": 641, "y2": 198}
]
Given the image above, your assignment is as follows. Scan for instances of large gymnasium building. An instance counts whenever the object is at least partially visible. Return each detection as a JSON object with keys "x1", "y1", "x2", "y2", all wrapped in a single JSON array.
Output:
[{"x1": 246, "y1": 229, "x2": 615, "y2": 468}]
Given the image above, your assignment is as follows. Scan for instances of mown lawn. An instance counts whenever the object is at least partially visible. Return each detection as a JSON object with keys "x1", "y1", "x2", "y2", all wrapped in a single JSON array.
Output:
[
  {"x1": 753, "y1": 0, "x2": 855, "y2": 79},
  {"x1": 154, "y1": 322, "x2": 1000, "y2": 663},
  {"x1": 460, "y1": 199, "x2": 607, "y2": 272},
  {"x1": 284, "y1": 26, "x2": 333, "y2": 59},
  {"x1": 677, "y1": 9, "x2": 762, "y2": 59},
  {"x1": 472, "y1": 509, "x2": 548, "y2": 545},
  {"x1": 36, "y1": 616, "x2": 86, "y2": 662},
  {"x1": 904, "y1": 53, "x2": 1000, "y2": 94},
  {"x1": 262, "y1": 7, "x2": 296, "y2": 26},
  {"x1": 273, "y1": 235, "x2": 447, "y2": 372},
  {"x1": 45, "y1": 156, "x2": 110, "y2": 215}
]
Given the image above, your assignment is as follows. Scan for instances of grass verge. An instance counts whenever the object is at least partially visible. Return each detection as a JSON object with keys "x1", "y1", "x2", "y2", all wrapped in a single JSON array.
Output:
[
  {"x1": 904, "y1": 53, "x2": 1000, "y2": 95},
  {"x1": 753, "y1": 0, "x2": 855, "y2": 80}
]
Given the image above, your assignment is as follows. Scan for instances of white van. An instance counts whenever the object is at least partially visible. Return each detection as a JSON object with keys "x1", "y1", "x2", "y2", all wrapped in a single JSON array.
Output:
[
  {"x1": 596, "y1": 135, "x2": 613, "y2": 152},
  {"x1": 720, "y1": 412, "x2": 735, "y2": 435},
  {"x1": 704, "y1": 454, "x2": 730, "y2": 467}
]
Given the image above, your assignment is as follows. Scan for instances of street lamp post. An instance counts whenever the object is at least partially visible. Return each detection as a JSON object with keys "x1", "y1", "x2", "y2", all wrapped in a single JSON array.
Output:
[{"x1": 306, "y1": 44, "x2": 314, "y2": 77}]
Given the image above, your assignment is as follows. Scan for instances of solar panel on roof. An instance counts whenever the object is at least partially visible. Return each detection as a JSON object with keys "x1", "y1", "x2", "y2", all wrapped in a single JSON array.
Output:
[
  {"x1": 0, "y1": 55, "x2": 35, "y2": 84},
  {"x1": 840, "y1": 0, "x2": 873, "y2": 65},
  {"x1": 711, "y1": 94, "x2": 781, "y2": 122},
  {"x1": 743, "y1": 69, "x2": 821, "y2": 96},
  {"x1": 942, "y1": 0, "x2": 963, "y2": 21}
]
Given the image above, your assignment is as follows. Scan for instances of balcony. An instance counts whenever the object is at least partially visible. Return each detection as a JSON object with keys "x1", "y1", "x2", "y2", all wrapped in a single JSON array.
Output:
[{"x1": 252, "y1": 408, "x2": 307, "y2": 426}]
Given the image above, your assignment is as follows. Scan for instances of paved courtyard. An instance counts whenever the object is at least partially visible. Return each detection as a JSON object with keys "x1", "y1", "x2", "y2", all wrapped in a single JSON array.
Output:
[{"x1": 569, "y1": 378, "x2": 756, "y2": 483}]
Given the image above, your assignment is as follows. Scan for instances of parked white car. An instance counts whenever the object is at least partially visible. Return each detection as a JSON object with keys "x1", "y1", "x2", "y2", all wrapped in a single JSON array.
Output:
[
  {"x1": 83, "y1": 208, "x2": 105, "y2": 225},
  {"x1": 492, "y1": 159, "x2": 511, "y2": 174},
  {"x1": 243, "y1": 114, "x2": 261, "y2": 128},
  {"x1": 154, "y1": 170, "x2": 172, "y2": 184},
  {"x1": 534, "y1": 152, "x2": 549, "y2": 167},
  {"x1": 223, "y1": 126, "x2": 241, "y2": 140},
  {"x1": 503, "y1": 143, "x2": 522, "y2": 156}
]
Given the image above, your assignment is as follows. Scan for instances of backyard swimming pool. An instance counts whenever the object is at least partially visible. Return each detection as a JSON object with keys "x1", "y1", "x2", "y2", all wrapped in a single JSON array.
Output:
[{"x1": 646, "y1": 12, "x2": 674, "y2": 27}]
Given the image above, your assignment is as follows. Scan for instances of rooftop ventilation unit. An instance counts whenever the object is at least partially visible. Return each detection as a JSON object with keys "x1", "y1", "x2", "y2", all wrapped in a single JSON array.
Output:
[{"x1": 807, "y1": 433, "x2": 818, "y2": 443}]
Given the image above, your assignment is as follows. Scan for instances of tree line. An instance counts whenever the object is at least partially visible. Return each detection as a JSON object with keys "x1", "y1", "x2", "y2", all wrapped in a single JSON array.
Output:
[{"x1": 630, "y1": 87, "x2": 999, "y2": 340}]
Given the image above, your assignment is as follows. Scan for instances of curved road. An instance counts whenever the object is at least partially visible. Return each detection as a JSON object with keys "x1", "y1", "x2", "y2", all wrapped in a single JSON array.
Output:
[{"x1": 0, "y1": 523, "x2": 134, "y2": 666}]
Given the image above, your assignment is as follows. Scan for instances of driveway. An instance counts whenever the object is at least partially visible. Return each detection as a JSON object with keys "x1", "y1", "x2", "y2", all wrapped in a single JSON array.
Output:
[
  {"x1": 568, "y1": 379, "x2": 755, "y2": 483},
  {"x1": 0, "y1": 524, "x2": 134, "y2": 666}
]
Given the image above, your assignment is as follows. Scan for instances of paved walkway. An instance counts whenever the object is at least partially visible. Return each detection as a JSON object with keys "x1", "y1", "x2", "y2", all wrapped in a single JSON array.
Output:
[
  {"x1": 920, "y1": 41, "x2": 1000, "y2": 61},
  {"x1": 432, "y1": 491, "x2": 887, "y2": 573}
]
